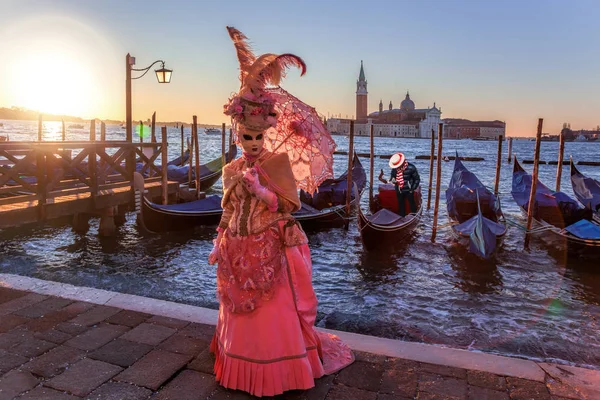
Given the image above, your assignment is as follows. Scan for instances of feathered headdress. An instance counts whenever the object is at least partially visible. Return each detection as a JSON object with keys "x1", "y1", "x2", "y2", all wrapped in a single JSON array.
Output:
[
  {"x1": 223, "y1": 26, "x2": 337, "y2": 194},
  {"x1": 223, "y1": 26, "x2": 306, "y2": 131}
]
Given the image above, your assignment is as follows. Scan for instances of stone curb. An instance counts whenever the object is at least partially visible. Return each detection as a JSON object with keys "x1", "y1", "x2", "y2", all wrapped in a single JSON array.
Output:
[{"x1": 0, "y1": 272, "x2": 595, "y2": 386}]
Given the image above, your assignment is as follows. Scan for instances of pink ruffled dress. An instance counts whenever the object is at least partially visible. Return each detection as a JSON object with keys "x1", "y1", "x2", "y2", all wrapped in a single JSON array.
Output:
[{"x1": 210, "y1": 154, "x2": 354, "y2": 397}]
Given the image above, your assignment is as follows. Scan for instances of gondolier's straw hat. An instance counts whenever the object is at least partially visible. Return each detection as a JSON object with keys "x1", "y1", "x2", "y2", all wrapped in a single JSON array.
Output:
[{"x1": 389, "y1": 152, "x2": 406, "y2": 169}]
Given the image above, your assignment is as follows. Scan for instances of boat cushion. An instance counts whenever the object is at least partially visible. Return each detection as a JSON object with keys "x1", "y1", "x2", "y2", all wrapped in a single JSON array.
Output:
[
  {"x1": 152, "y1": 195, "x2": 222, "y2": 212},
  {"x1": 293, "y1": 202, "x2": 321, "y2": 216},
  {"x1": 565, "y1": 219, "x2": 600, "y2": 240},
  {"x1": 368, "y1": 208, "x2": 404, "y2": 226}
]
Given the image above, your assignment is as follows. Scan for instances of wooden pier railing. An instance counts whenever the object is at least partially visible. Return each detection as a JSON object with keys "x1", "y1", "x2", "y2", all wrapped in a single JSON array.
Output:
[{"x1": 0, "y1": 140, "x2": 176, "y2": 233}]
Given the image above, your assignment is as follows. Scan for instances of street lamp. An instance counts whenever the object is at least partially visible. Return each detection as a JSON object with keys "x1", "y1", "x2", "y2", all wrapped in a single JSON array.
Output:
[
  {"x1": 125, "y1": 53, "x2": 172, "y2": 174},
  {"x1": 153, "y1": 63, "x2": 172, "y2": 84}
]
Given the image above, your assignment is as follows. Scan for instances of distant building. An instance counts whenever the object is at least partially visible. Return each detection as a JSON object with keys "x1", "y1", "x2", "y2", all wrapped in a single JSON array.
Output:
[
  {"x1": 326, "y1": 118, "x2": 353, "y2": 135},
  {"x1": 327, "y1": 62, "x2": 507, "y2": 139},
  {"x1": 443, "y1": 119, "x2": 506, "y2": 139},
  {"x1": 356, "y1": 60, "x2": 368, "y2": 123},
  {"x1": 363, "y1": 92, "x2": 442, "y2": 138},
  {"x1": 561, "y1": 123, "x2": 600, "y2": 141},
  {"x1": 327, "y1": 62, "x2": 442, "y2": 138}
]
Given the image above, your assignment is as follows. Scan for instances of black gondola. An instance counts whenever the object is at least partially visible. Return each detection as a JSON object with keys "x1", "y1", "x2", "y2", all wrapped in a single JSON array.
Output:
[
  {"x1": 133, "y1": 172, "x2": 223, "y2": 233},
  {"x1": 512, "y1": 158, "x2": 600, "y2": 251},
  {"x1": 570, "y1": 159, "x2": 600, "y2": 221},
  {"x1": 165, "y1": 144, "x2": 237, "y2": 191},
  {"x1": 294, "y1": 153, "x2": 366, "y2": 229},
  {"x1": 446, "y1": 155, "x2": 506, "y2": 258},
  {"x1": 135, "y1": 150, "x2": 364, "y2": 233},
  {"x1": 166, "y1": 149, "x2": 190, "y2": 167},
  {"x1": 357, "y1": 186, "x2": 422, "y2": 251}
]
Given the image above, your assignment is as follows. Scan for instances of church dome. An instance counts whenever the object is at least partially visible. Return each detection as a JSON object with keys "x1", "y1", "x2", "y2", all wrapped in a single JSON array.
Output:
[{"x1": 400, "y1": 92, "x2": 415, "y2": 111}]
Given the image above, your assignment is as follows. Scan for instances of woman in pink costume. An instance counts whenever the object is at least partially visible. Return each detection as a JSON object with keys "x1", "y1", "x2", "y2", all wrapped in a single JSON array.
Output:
[{"x1": 207, "y1": 27, "x2": 354, "y2": 397}]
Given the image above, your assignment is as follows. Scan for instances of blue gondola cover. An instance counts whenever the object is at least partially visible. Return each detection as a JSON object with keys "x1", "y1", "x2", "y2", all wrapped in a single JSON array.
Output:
[
  {"x1": 455, "y1": 214, "x2": 505, "y2": 258},
  {"x1": 152, "y1": 195, "x2": 222, "y2": 212},
  {"x1": 512, "y1": 162, "x2": 584, "y2": 224},
  {"x1": 564, "y1": 219, "x2": 600, "y2": 240},
  {"x1": 571, "y1": 166, "x2": 600, "y2": 212},
  {"x1": 446, "y1": 157, "x2": 500, "y2": 222}
]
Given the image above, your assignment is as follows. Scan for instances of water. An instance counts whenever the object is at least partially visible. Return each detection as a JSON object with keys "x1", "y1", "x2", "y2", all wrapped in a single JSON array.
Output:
[{"x1": 1, "y1": 119, "x2": 599, "y2": 370}]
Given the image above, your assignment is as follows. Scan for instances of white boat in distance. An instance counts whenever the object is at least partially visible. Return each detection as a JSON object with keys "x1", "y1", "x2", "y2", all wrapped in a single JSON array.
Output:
[{"x1": 204, "y1": 128, "x2": 221, "y2": 135}]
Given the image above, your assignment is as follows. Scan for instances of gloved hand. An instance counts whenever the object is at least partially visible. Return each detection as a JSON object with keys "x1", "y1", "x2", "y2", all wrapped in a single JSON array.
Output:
[
  {"x1": 378, "y1": 169, "x2": 388, "y2": 184},
  {"x1": 208, "y1": 228, "x2": 224, "y2": 265},
  {"x1": 243, "y1": 168, "x2": 278, "y2": 212}
]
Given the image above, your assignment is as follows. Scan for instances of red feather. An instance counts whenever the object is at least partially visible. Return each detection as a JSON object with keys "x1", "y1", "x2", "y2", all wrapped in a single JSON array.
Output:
[
  {"x1": 258, "y1": 53, "x2": 307, "y2": 88},
  {"x1": 226, "y1": 26, "x2": 257, "y2": 84},
  {"x1": 276, "y1": 54, "x2": 307, "y2": 77}
]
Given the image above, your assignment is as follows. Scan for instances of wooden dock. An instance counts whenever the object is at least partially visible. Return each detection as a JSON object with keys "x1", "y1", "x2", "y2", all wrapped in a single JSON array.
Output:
[{"x1": 0, "y1": 139, "x2": 178, "y2": 234}]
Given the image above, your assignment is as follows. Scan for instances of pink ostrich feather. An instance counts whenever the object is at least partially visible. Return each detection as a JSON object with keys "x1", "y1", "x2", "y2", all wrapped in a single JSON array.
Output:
[
  {"x1": 226, "y1": 26, "x2": 257, "y2": 85},
  {"x1": 258, "y1": 53, "x2": 306, "y2": 88},
  {"x1": 243, "y1": 53, "x2": 306, "y2": 94}
]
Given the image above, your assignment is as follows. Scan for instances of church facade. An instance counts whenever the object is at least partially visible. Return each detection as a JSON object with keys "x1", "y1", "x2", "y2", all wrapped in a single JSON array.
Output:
[{"x1": 327, "y1": 61, "x2": 443, "y2": 138}]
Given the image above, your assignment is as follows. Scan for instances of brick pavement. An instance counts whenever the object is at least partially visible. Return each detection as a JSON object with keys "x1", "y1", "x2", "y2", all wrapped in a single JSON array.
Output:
[{"x1": 0, "y1": 286, "x2": 594, "y2": 399}]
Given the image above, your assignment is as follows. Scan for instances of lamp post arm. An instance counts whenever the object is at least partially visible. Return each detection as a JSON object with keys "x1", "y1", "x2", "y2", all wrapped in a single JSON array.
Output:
[{"x1": 132, "y1": 60, "x2": 166, "y2": 80}]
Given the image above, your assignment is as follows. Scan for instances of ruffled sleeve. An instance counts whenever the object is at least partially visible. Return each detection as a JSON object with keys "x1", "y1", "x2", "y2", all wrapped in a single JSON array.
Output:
[
  {"x1": 218, "y1": 201, "x2": 234, "y2": 230},
  {"x1": 219, "y1": 161, "x2": 241, "y2": 229}
]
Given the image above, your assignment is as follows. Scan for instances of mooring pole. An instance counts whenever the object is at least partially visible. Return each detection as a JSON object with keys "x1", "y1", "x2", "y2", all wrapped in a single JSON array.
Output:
[
  {"x1": 427, "y1": 128, "x2": 435, "y2": 210},
  {"x1": 344, "y1": 121, "x2": 355, "y2": 230},
  {"x1": 494, "y1": 135, "x2": 503, "y2": 196},
  {"x1": 151, "y1": 112, "x2": 156, "y2": 143},
  {"x1": 38, "y1": 114, "x2": 42, "y2": 141},
  {"x1": 161, "y1": 126, "x2": 168, "y2": 205},
  {"x1": 369, "y1": 124, "x2": 374, "y2": 208},
  {"x1": 221, "y1": 123, "x2": 226, "y2": 163},
  {"x1": 507, "y1": 137, "x2": 513, "y2": 164},
  {"x1": 89, "y1": 120, "x2": 97, "y2": 208},
  {"x1": 139, "y1": 121, "x2": 144, "y2": 144},
  {"x1": 193, "y1": 116, "x2": 200, "y2": 198},
  {"x1": 431, "y1": 123, "x2": 443, "y2": 242},
  {"x1": 125, "y1": 54, "x2": 134, "y2": 181},
  {"x1": 525, "y1": 118, "x2": 544, "y2": 249},
  {"x1": 61, "y1": 120, "x2": 66, "y2": 141},
  {"x1": 187, "y1": 136, "x2": 193, "y2": 187},
  {"x1": 556, "y1": 130, "x2": 565, "y2": 192},
  {"x1": 100, "y1": 122, "x2": 106, "y2": 141},
  {"x1": 180, "y1": 124, "x2": 184, "y2": 163}
]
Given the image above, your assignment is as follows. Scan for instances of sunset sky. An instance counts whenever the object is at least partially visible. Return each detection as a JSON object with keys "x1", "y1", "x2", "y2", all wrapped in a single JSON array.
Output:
[{"x1": 1, "y1": 0, "x2": 599, "y2": 136}]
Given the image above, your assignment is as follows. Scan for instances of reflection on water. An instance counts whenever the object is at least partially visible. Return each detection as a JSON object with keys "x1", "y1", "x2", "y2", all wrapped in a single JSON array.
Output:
[
  {"x1": 446, "y1": 245, "x2": 504, "y2": 294},
  {"x1": 1, "y1": 120, "x2": 600, "y2": 369}
]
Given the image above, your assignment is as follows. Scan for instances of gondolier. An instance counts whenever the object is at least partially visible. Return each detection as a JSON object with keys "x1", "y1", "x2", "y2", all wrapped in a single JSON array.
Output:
[{"x1": 379, "y1": 152, "x2": 420, "y2": 216}]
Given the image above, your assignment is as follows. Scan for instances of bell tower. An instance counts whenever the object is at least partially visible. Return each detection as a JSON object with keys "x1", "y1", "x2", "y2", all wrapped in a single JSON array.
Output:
[
  {"x1": 356, "y1": 60, "x2": 368, "y2": 122},
  {"x1": 379, "y1": 99, "x2": 383, "y2": 113}
]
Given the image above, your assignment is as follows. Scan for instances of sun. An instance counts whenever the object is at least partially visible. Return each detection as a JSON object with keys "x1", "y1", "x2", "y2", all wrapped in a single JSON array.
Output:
[
  {"x1": 0, "y1": 15, "x2": 118, "y2": 119},
  {"x1": 9, "y1": 50, "x2": 97, "y2": 117}
]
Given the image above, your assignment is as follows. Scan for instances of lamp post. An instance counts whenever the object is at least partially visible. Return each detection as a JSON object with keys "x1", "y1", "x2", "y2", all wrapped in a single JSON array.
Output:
[{"x1": 125, "y1": 53, "x2": 172, "y2": 175}]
